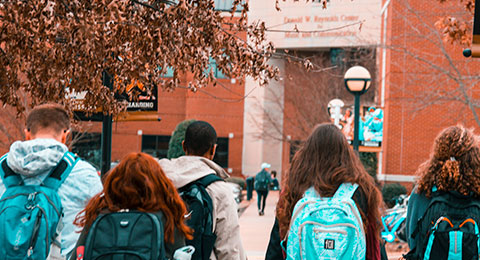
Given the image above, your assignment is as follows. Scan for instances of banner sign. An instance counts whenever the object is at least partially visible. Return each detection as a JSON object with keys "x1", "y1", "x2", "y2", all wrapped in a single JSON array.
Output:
[{"x1": 329, "y1": 105, "x2": 383, "y2": 147}]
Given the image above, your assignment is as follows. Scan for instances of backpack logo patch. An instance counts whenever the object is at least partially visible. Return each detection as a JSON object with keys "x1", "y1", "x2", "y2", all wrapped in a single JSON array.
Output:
[
  {"x1": 324, "y1": 239, "x2": 335, "y2": 250},
  {"x1": 285, "y1": 183, "x2": 366, "y2": 260}
]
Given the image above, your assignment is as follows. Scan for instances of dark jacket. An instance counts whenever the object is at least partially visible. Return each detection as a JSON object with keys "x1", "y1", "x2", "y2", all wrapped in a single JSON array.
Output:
[
  {"x1": 405, "y1": 186, "x2": 431, "y2": 250},
  {"x1": 265, "y1": 188, "x2": 387, "y2": 260}
]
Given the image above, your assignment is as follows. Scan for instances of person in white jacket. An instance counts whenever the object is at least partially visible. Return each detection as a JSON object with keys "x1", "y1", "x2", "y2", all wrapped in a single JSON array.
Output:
[
  {"x1": 159, "y1": 121, "x2": 246, "y2": 260},
  {"x1": 0, "y1": 104, "x2": 103, "y2": 259}
]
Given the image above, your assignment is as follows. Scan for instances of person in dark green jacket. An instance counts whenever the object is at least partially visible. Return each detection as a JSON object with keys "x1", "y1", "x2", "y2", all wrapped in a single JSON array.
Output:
[
  {"x1": 255, "y1": 162, "x2": 273, "y2": 215},
  {"x1": 406, "y1": 125, "x2": 480, "y2": 255}
]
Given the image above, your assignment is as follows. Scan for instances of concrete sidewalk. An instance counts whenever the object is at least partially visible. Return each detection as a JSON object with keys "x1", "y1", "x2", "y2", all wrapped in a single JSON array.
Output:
[{"x1": 239, "y1": 190, "x2": 279, "y2": 260}]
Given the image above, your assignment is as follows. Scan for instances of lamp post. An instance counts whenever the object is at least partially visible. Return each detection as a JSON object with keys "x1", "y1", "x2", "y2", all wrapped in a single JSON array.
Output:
[
  {"x1": 328, "y1": 99, "x2": 345, "y2": 128},
  {"x1": 344, "y1": 66, "x2": 371, "y2": 151}
]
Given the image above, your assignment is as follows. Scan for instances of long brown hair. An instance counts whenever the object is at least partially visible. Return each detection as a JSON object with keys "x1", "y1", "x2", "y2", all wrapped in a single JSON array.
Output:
[
  {"x1": 417, "y1": 125, "x2": 480, "y2": 198},
  {"x1": 74, "y1": 152, "x2": 193, "y2": 243},
  {"x1": 277, "y1": 123, "x2": 382, "y2": 237}
]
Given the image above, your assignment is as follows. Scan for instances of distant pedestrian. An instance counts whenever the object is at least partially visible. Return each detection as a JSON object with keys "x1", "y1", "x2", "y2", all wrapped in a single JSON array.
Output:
[
  {"x1": 268, "y1": 123, "x2": 384, "y2": 259},
  {"x1": 0, "y1": 104, "x2": 103, "y2": 259},
  {"x1": 71, "y1": 152, "x2": 193, "y2": 260},
  {"x1": 158, "y1": 121, "x2": 246, "y2": 260},
  {"x1": 255, "y1": 162, "x2": 272, "y2": 216},
  {"x1": 405, "y1": 125, "x2": 480, "y2": 260},
  {"x1": 270, "y1": 170, "x2": 280, "y2": 191}
]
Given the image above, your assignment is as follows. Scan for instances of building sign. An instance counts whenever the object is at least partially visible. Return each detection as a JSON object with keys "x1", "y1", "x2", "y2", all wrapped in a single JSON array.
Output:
[
  {"x1": 117, "y1": 80, "x2": 158, "y2": 112},
  {"x1": 71, "y1": 79, "x2": 159, "y2": 121},
  {"x1": 249, "y1": 0, "x2": 382, "y2": 48}
]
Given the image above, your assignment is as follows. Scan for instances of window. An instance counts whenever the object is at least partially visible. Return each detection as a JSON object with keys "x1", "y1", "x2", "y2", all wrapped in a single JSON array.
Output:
[
  {"x1": 330, "y1": 48, "x2": 345, "y2": 67},
  {"x1": 157, "y1": 66, "x2": 174, "y2": 78},
  {"x1": 213, "y1": 137, "x2": 229, "y2": 168},
  {"x1": 71, "y1": 132, "x2": 102, "y2": 170},
  {"x1": 205, "y1": 58, "x2": 228, "y2": 79},
  {"x1": 142, "y1": 135, "x2": 171, "y2": 159},
  {"x1": 214, "y1": 0, "x2": 244, "y2": 12}
]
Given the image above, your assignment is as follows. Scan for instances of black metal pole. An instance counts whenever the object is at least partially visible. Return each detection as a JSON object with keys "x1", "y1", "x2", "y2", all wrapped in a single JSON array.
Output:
[
  {"x1": 353, "y1": 93, "x2": 361, "y2": 151},
  {"x1": 101, "y1": 71, "x2": 113, "y2": 176}
]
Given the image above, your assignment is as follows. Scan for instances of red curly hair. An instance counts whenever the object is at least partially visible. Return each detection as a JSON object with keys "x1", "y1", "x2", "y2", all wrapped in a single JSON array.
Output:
[
  {"x1": 417, "y1": 125, "x2": 480, "y2": 198},
  {"x1": 74, "y1": 152, "x2": 192, "y2": 243}
]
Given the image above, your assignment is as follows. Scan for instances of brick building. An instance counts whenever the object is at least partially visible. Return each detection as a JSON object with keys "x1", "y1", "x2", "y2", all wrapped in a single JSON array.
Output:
[
  {"x1": 247, "y1": 0, "x2": 480, "y2": 186},
  {"x1": 2, "y1": 0, "x2": 479, "y2": 184},
  {"x1": 380, "y1": 0, "x2": 480, "y2": 187}
]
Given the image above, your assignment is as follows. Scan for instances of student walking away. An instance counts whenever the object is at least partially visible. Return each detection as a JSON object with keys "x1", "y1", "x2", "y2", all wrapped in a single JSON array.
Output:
[
  {"x1": 404, "y1": 125, "x2": 480, "y2": 260},
  {"x1": 268, "y1": 123, "x2": 384, "y2": 260},
  {"x1": 255, "y1": 162, "x2": 272, "y2": 215},
  {"x1": 270, "y1": 170, "x2": 280, "y2": 191},
  {"x1": 159, "y1": 121, "x2": 246, "y2": 260},
  {"x1": 0, "y1": 104, "x2": 103, "y2": 259},
  {"x1": 71, "y1": 153, "x2": 193, "y2": 260}
]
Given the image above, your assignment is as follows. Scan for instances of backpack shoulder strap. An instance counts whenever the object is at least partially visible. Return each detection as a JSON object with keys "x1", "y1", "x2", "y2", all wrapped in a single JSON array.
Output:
[
  {"x1": 333, "y1": 183, "x2": 359, "y2": 200},
  {"x1": 195, "y1": 174, "x2": 224, "y2": 188},
  {"x1": 0, "y1": 153, "x2": 23, "y2": 188},
  {"x1": 149, "y1": 211, "x2": 167, "y2": 259},
  {"x1": 42, "y1": 151, "x2": 79, "y2": 190}
]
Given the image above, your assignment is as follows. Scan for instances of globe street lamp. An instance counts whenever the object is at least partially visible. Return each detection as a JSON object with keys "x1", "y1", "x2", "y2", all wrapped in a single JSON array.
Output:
[{"x1": 344, "y1": 66, "x2": 371, "y2": 151}]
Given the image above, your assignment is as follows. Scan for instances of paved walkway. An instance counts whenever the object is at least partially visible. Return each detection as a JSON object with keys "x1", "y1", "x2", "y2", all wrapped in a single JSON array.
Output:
[{"x1": 239, "y1": 190, "x2": 279, "y2": 260}]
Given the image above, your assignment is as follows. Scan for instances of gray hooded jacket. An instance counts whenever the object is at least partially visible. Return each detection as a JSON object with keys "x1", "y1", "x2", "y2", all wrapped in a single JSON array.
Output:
[
  {"x1": 0, "y1": 139, "x2": 103, "y2": 258},
  {"x1": 158, "y1": 156, "x2": 246, "y2": 260}
]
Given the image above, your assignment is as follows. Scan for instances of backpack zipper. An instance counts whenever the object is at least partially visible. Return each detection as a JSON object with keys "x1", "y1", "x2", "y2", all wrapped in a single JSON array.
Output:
[
  {"x1": 298, "y1": 221, "x2": 358, "y2": 259},
  {"x1": 455, "y1": 231, "x2": 457, "y2": 254},
  {"x1": 27, "y1": 209, "x2": 43, "y2": 257},
  {"x1": 0, "y1": 191, "x2": 60, "y2": 217}
]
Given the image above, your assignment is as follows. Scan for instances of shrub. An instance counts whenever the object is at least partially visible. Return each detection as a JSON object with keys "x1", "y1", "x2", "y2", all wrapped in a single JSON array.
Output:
[
  {"x1": 167, "y1": 119, "x2": 197, "y2": 159},
  {"x1": 382, "y1": 183, "x2": 407, "y2": 208},
  {"x1": 359, "y1": 152, "x2": 378, "y2": 180}
]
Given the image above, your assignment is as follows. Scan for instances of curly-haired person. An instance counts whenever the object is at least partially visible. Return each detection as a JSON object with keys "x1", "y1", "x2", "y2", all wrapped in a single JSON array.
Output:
[{"x1": 406, "y1": 125, "x2": 480, "y2": 258}]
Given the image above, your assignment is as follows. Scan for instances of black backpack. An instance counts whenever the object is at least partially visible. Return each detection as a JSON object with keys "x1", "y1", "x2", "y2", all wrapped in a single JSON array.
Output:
[
  {"x1": 179, "y1": 174, "x2": 223, "y2": 260},
  {"x1": 83, "y1": 210, "x2": 167, "y2": 260},
  {"x1": 404, "y1": 191, "x2": 480, "y2": 260}
]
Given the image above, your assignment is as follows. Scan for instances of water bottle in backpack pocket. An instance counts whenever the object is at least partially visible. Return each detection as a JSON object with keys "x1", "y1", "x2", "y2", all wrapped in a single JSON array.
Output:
[
  {"x1": 0, "y1": 152, "x2": 77, "y2": 260},
  {"x1": 283, "y1": 183, "x2": 366, "y2": 260},
  {"x1": 405, "y1": 191, "x2": 480, "y2": 260}
]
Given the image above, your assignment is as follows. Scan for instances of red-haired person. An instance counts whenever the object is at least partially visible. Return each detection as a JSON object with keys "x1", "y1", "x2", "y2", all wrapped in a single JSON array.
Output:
[{"x1": 71, "y1": 153, "x2": 193, "y2": 259}]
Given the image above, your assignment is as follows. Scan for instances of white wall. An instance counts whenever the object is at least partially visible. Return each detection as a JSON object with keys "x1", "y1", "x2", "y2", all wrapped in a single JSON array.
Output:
[{"x1": 242, "y1": 58, "x2": 285, "y2": 177}]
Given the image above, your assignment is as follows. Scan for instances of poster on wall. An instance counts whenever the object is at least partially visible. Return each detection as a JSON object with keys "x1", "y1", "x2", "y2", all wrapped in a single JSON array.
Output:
[{"x1": 329, "y1": 105, "x2": 383, "y2": 147}]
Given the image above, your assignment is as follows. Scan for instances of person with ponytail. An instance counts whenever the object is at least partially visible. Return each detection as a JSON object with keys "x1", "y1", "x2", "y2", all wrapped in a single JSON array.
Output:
[
  {"x1": 405, "y1": 125, "x2": 480, "y2": 259},
  {"x1": 72, "y1": 152, "x2": 193, "y2": 259}
]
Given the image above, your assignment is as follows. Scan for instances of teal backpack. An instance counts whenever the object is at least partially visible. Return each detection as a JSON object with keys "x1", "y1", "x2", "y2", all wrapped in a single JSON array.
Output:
[
  {"x1": 0, "y1": 152, "x2": 78, "y2": 260},
  {"x1": 284, "y1": 183, "x2": 366, "y2": 260},
  {"x1": 254, "y1": 170, "x2": 270, "y2": 191}
]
